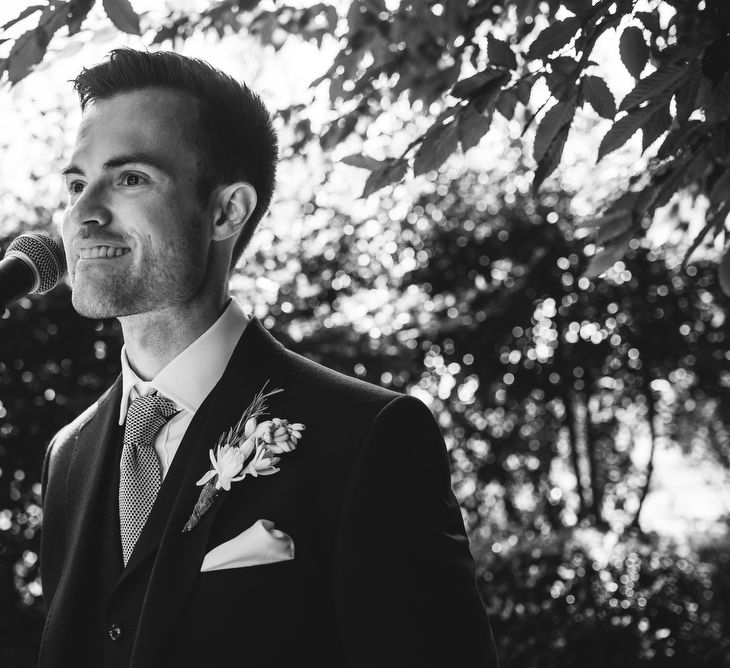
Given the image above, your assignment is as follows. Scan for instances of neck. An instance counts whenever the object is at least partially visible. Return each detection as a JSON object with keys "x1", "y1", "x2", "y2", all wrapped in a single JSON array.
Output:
[{"x1": 119, "y1": 293, "x2": 228, "y2": 381}]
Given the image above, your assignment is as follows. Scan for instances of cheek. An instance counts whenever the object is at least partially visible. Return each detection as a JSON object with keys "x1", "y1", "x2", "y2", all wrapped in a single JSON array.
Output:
[{"x1": 145, "y1": 210, "x2": 206, "y2": 258}]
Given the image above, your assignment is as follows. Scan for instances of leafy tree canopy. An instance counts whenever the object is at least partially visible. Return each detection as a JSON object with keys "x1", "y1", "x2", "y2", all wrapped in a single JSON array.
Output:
[{"x1": 2, "y1": 0, "x2": 729, "y2": 289}]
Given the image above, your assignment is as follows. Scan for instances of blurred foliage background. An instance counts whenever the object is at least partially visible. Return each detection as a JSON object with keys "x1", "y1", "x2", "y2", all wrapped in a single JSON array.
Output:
[{"x1": 2, "y1": 1, "x2": 730, "y2": 667}]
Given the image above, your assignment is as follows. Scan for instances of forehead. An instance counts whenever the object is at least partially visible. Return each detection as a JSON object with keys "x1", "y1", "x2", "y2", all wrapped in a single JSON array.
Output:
[{"x1": 73, "y1": 87, "x2": 200, "y2": 162}]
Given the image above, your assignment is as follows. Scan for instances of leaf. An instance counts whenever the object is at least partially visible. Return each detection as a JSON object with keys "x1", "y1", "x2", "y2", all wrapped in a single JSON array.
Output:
[
  {"x1": 719, "y1": 246, "x2": 730, "y2": 297},
  {"x1": 659, "y1": 42, "x2": 707, "y2": 67},
  {"x1": 603, "y1": 190, "x2": 642, "y2": 217},
  {"x1": 527, "y1": 17, "x2": 583, "y2": 60},
  {"x1": 310, "y1": 62, "x2": 337, "y2": 90},
  {"x1": 597, "y1": 104, "x2": 657, "y2": 161},
  {"x1": 515, "y1": 0, "x2": 539, "y2": 22},
  {"x1": 515, "y1": 77, "x2": 535, "y2": 105},
  {"x1": 579, "y1": 192, "x2": 642, "y2": 243},
  {"x1": 562, "y1": 0, "x2": 593, "y2": 18},
  {"x1": 577, "y1": 208, "x2": 631, "y2": 231},
  {"x1": 680, "y1": 219, "x2": 715, "y2": 270},
  {"x1": 634, "y1": 11, "x2": 660, "y2": 34},
  {"x1": 619, "y1": 64, "x2": 687, "y2": 112},
  {"x1": 708, "y1": 169, "x2": 730, "y2": 211},
  {"x1": 596, "y1": 213, "x2": 632, "y2": 245},
  {"x1": 451, "y1": 68, "x2": 506, "y2": 99},
  {"x1": 674, "y1": 65, "x2": 703, "y2": 124},
  {"x1": 413, "y1": 121, "x2": 459, "y2": 177},
  {"x1": 552, "y1": 56, "x2": 577, "y2": 77},
  {"x1": 656, "y1": 120, "x2": 703, "y2": 161},
  {"x1": 68, "y1": 0, "x2": 95, "y2": 36},
  {"x1": 583, "y1": 232, "x2": 633, "y2": 278},
  {"x1": 487, "y1": 35, "x2": 517, "y2": 70},
  {"x1": 361, "y1": 158, "x2": 407, "y2": 198},
  {"x1": 472, "y1": 71, "x2": 509, "y2": 113},
  {"x1": 619, "y1": 26, "x2": 649, "y2": 79},
  {"x1": 651, "y1": 144, "x2": 711, "y2": 212},
  {"x1": 533, "y1": 101, "x2": 576, "y2": 164},
  {"x1": 102, "y1": 0, "x2": 141, "y2": 35},
  {"x1": 320, "y1": 111, "x2": 358, "y2": 150},
  {"x1": 411, "y1": 62, "x2": 461, "y2": 107},
  {"x1": 352, "y1": 61, "x2": 390, "y2": 96},
  {"x1": 546, "y1": 56, "x2": 579, "y2": 97},
  {"x1": 341, "y1": 154, "x2": 385, "y2": 171},
  {"x1": 702, "y1": 34, "x2": 730, "y2": 85},
  {"x1": 641, "y1": 102, "x2": 672, "y2": 153},
  {"x1": 496, "y1": 89, "x2": 518, "y2": 120},
  {"x1": 582, "y1": 76, "x2": 616, "y2": 119},
  {"x1": 705, "y1": 71, "x2": 730, "y2": 123},
  {"x1": 0, "y1": 5, "x2": 44, "y2": 32},
  {"x1": 533, "y1": 123, "x2": 570, "y2": 191},
  {"x1": 458, "y1": 104, "x2": 492, "y2": 152},
  {"x1": 7, "y1": 6, "x2": 69, "y2": 85}
]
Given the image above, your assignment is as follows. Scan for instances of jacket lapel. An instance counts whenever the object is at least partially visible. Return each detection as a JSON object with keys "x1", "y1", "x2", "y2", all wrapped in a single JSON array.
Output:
[{"x1": 124, "y1": 317, "x2": 290, "y2": 667}]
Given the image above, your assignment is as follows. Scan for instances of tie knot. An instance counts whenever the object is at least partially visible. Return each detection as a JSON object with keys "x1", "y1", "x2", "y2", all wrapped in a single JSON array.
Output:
[{"x1": 125, "y1": 393, "x2": 179, "y2": 449}]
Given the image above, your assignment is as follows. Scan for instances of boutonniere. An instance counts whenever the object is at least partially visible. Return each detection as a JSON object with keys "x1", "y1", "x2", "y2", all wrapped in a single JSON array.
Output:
[{"x1": 182, "y1": 382, "x2": 305, "y2": 533}]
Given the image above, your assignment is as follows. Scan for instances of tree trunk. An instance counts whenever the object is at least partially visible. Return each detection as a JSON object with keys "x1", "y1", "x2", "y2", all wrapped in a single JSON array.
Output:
[
  {"x1": 630, "y1": 385, "x2": 658, "y2": 532},
  {"x1": 582, "y1": 392, "x2": 607, "y2": 528},
  {"x1": 563, "y1": 390, "x2": 586, "y2": 520}
]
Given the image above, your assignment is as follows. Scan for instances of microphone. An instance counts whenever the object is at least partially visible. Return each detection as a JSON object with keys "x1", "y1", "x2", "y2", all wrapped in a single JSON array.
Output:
[{"x1": 0, "y1": 232, "x2": 67, "y2": 306}]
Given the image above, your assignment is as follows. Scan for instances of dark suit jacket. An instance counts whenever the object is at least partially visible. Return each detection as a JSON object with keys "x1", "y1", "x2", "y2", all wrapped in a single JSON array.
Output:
[{"x1": 39, "y1": 317, "x2": 498, "y2": 667}]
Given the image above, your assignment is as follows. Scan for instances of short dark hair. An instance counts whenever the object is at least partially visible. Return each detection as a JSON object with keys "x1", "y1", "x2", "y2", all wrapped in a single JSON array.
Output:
[{"x1": 72, "y1": 48, "x2": 278, "y2": 269}]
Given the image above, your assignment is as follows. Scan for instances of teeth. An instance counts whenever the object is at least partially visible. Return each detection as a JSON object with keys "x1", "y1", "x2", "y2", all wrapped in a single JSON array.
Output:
[{"x1": 79, "y1": 246, "x2": 130, "y2": 260}]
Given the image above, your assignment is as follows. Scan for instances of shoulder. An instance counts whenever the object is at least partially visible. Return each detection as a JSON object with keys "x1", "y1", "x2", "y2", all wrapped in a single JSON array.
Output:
[
  {"x1": 278, "y1": 347, "x2": 439, "y2": 458},
  {"x1": 44, "y1": 382, "x2": 118, "y2": 472},
  {"x1": 281, "y1": 347, "x2": 401, "y2": 419}
]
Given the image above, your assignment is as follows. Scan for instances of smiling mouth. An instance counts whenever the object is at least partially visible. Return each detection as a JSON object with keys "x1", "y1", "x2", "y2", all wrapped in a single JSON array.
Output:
[{"x1": 78, "y1": 246, "x2": 131, "y2": 260}]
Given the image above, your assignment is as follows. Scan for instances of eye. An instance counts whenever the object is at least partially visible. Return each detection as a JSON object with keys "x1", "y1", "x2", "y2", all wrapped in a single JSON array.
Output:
[
  {"x1": 68, "y1": 181, "x2": 85, "y2": 195},
  {"x1": 122, "y1": 173, "x2": 147, "y2": 187}
]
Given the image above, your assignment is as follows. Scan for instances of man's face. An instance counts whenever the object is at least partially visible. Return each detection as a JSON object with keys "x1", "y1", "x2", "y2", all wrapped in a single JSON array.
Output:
[{"x1": 62, "y1": 88, "x2": 212, "y2": 319}]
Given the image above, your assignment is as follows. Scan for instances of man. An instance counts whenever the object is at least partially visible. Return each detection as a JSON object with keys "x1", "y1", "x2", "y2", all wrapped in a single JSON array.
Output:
[{"x1": 39, "y1": 48, "x2": 498, "y2": 667}]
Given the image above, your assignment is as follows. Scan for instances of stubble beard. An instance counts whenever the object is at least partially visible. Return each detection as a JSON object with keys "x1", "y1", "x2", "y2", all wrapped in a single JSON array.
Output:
[{"x1": 70, "y1": 240, "x2": 206, "y2": 320}]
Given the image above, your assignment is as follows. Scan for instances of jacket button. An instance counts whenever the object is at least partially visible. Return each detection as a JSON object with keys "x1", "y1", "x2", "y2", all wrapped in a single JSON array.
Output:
[{"x1": 108, "y1": 623, "x2": 122, "y2": 641}]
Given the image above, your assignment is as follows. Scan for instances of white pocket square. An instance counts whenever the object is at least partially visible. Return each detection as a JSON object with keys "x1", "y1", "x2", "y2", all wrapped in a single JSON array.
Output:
[{"x1": 200, "y1": 519, "x2": 295, "y2": 572}]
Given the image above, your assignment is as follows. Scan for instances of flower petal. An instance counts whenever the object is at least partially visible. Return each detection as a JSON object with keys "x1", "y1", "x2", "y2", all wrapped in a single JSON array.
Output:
[
  {"x1": 244, "y1": 418, "x2": 258, "y2": 438},
  {"x1": 196, "y1": 469, "x2": 217, "y2": 486}
]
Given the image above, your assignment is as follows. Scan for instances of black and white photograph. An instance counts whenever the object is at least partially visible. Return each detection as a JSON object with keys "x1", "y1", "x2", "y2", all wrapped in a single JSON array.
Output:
[{"x1": 1, "y1": 1, "x2": 729, "y2": 666}]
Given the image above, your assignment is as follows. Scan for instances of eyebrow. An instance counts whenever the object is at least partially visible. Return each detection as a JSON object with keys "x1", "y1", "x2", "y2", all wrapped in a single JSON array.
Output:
[{"x1": 61, "y1": 153, "x2": 173, "y2": 177}]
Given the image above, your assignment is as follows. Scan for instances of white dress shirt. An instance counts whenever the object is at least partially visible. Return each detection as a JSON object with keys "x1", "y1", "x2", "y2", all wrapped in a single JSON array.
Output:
[{"x1": 118, "y1": 298, "x2": 249, "y2": 478}]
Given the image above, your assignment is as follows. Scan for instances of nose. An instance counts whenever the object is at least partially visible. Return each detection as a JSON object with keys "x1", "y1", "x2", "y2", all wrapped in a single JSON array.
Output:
[{"x1": 66, "y1": 181, "x2": 112, "y2": 229}]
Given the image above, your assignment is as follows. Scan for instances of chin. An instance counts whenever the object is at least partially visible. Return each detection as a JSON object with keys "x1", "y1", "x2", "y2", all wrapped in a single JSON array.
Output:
[
  {"x1": 72, "y1": 292, "x2": 120, "y2": 319},
  {"x1": 71, "y1": 286, "x2": 140, "y2": 319}
]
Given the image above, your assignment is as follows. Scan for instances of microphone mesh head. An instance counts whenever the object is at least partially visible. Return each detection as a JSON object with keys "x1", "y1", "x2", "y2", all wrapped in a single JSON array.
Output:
[{"x1": 4, "y1": 232, "x2": 67, "y2": 294}]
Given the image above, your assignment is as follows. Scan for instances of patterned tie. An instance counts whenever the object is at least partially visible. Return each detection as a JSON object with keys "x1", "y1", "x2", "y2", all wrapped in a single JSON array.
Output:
[{"x1": 119, "y1": 392, "x2": 180, "y2": 565}]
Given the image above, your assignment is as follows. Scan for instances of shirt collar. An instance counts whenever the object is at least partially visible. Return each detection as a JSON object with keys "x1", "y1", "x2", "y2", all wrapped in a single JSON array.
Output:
[{"x1": 118, "y1": 297, "x2": 249, "y2": 425}]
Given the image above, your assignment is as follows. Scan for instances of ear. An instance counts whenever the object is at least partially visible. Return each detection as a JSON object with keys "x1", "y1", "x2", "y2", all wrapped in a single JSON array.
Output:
[{"x1": 210, "y1": 182, "x2": 257, "y2": 242}]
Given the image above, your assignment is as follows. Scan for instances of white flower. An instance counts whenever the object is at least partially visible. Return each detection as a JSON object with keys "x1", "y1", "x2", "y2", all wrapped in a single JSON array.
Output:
[
  {"x1": 256, "y1": 418, "x2": 306, "y2": 454},
  {"x1": 196, "y1": 443, "x2": 248, "y2": 491},
  {"x1": 243, "y1": 417, "x2": 257, "y2": 439},
  {"x1": 242, "y1": 445, "x2": 281, "y2": 477},
  {"x1": 184, "y1": 383, "x2": 305, "y2": 533}
]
